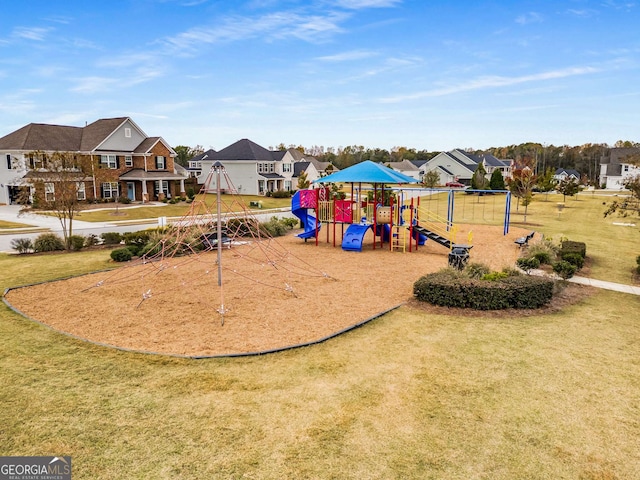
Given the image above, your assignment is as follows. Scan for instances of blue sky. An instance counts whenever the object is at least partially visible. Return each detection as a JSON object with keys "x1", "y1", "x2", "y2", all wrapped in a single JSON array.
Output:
[{"x1": 1, "y1": 0, "x2": 638, "y2": 152}]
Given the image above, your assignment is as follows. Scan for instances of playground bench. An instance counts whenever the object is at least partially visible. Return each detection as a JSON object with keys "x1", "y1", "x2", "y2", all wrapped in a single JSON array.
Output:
[{"x1": 514, "y1": 231, "x2": 535, "y2": 248}]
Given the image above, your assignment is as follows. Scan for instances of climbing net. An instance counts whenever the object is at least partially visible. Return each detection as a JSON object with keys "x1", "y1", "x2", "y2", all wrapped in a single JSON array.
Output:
[{"x1": 82, "y1": 165, "x2": 332, "y2": 324}]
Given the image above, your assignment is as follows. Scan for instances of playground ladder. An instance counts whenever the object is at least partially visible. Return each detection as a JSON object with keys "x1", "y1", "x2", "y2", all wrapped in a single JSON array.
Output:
[{"x1": 390, "y1": 226, "x2": 406, "y2": 253}]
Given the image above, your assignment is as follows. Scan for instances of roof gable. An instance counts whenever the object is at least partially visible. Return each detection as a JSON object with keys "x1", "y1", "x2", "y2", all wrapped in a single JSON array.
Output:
[{"x1": 213, "y1": 139, "x2": 275, "y2": 161}]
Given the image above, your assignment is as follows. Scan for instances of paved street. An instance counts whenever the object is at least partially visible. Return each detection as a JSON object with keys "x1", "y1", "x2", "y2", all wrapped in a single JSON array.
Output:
[{"x1": 0, "y1": 204, "x2": 295, "y2": 252}]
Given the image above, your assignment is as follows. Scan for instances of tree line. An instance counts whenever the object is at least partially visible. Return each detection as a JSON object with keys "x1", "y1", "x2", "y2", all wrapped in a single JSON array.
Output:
[{"x1": 173, "y1": 140, "x2": 640, "y2": 187}]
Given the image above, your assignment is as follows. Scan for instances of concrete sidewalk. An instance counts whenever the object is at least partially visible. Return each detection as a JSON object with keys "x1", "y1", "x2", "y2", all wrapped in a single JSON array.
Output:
[{"x1": 567, "y1": 275, "x2": 640, "y2": 295}]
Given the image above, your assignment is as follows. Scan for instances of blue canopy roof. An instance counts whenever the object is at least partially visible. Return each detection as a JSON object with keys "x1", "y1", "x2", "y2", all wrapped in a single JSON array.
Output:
[{"x1": 312, "y1": 160, "x2": 419, "y2": 185}]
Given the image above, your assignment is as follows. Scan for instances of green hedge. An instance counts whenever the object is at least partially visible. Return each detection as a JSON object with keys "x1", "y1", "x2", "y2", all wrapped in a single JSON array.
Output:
[
  {"x1": 560, "y1": 240, "x2": 586, "y2": 258},
  {"x1": 413, "y1": 270, "x2": 555, "y2": 310}
]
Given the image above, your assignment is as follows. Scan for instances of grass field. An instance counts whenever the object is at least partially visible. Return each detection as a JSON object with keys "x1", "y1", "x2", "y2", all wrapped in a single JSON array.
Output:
[
  {"x1": 0, "y1": 219, "x2": 35, "y2": 229},
  {"x1": 1, "y1": 192, "x2": 639, "y2": 479}
]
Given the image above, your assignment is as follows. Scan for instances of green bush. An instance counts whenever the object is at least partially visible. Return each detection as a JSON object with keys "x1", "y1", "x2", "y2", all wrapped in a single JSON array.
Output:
[
  {"x1": 482, "y1": 271, "x2": 509, "y2": 281},
  {"x1": 33, "y1": 233, "x2": 65, "y2": 252},
  {"x1": 561, "y1": 252, "x2": 584, "y2": 269},
  {"x1": 532, "y1": 251, "x2": 552, "y2": 264},
  {"x1": 117, "y1": 196, "x2": 132, "y2": 204},
  {"x1": 10, "y1": 238, "x2": 33, "y2": 254},
  {"x1": 110, "y1": 247, "x2": 133, "y2": 262},
  {"x1": 560, "y1": 240, "x2": 586, "y2": 258},
  {"x1": 69, "y1": 235, "x2": 86, "y2": 251},
  {"x1": 413, "y1": 268, "x2": 554, "y2": 310},
  {"x1": 553, "y1": 260, "x2": 577, "y2": 279},
  {"x1": 271, "y1": 190, "x2": 292, "y2": 198},
  {"x1": 516, "y1": 256, "x2": 540, "y2": 272},
  {"x1": 465, "y1": 262, "x2": 491, "y2": 279},
  {"x1": 186, "y1": 187, "x2": 196, "y2": 200},
  {"x1": 101, "y1": 232, "x2": 122, "y2": 245}
]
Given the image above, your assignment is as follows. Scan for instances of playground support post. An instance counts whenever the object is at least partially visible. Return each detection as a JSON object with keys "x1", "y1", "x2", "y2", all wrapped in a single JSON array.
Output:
[{"x1": 504, "y1": 191, "x2": 511, "y2": 235}]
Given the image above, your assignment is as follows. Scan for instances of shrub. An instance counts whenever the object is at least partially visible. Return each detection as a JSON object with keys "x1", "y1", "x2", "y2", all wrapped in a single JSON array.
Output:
[
  {"x1": 553, "y1": 260, "x2": 577, "y2": 279},
  {"x1": 561, "y1": 252, "x2": 584, "y2": 270},
  {"x1": 123, "y1": 231, "x2": 151, "y2": 248},
  {"x1": 101, "y1": 232, "x2": 122, "y2": 245},
  {"x1": 33, "y1": 233, "x2": 65, "y2": 252},
  {"x1": 10, "y1": 238, "x2": 33, "y2": 254},
  {"x1": 110, "y1": 247, "x2": 133, "y2": 262},
  {"x1": 482, "y1": 271, "x2": 510, "y2": 281},
  {"x1": 560, "y1": 240, "x2": 586, "y2": 258},
  {"x1": 117, "y1": 196, "x2": 132, "y2": 204},
  {"x1": 465, "y1": 262, "x2": 491, "y2": 279},
  {"x1": 532, "y1": 251, "x2": 552, "y2": 264},
  {"x1": 413, "y1": 268, "x2": 554, "y2": 310},
  {"x1": 261, "y1": 217, "x2": 289, "y2": 237},
  {"x1": 69, "y1": 235, "x2": 86, "y2": 251},
  {"x1": 516, "y1": 256, "x2": 540, "y2": 272},
  {"x1": 271, "y1": 189, "x2": 292, "y2": 198},
  {"x1": 186, "y1": 187, "x2": 196, "y2": 200}
]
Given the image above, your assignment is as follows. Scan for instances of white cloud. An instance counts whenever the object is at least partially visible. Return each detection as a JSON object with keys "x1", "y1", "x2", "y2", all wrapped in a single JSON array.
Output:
[
  {"x1": 12, "y1": 27, "x2": 52, "y2": 41},
  {"x1": 316, "y1": 49, "x2": 377, "y2": 62},
  {"x1": 380, "y1": 66, "x2": 600, "y2": 103},
  {"x1": 515, "y1": 12, "x2": 543, "y2": 25}
]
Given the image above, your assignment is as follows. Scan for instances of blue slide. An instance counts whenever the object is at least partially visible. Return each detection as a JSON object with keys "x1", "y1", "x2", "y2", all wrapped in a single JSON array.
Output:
[
  {"x1": 291, "y1": 191, "x2": 320, "y2": 239},
  {"x1": 342, "y1": 224, "x2": 372, "y2": 252}
]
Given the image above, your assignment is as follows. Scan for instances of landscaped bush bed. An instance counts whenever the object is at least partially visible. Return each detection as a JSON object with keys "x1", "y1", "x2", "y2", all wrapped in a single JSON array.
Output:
[
  {"x1": 517, "y1": 236, "x2": 587, "y2": 279},
  {"x1": 413, "y1": 267, "x2": 555, "y2": 310}
]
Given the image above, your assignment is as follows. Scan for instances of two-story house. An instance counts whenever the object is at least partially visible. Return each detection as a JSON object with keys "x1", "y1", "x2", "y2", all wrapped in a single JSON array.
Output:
[
  {"x1": 192, "y1": 139, "x2": 329, "y2": 195},
  {"x1": 600, "y1": 147, "x2": 640, "y2": 189},
  {"x1": 0, "y1": 117, "x2": 185, "y2": 204},
  {"x1": 417, "y1": 149, "x2": 512, "y2": 186}
]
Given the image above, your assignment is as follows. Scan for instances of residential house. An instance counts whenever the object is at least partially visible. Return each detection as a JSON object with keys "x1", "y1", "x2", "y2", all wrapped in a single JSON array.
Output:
[
  {"x1": 599, "y1": 147, "x2": 640, "y2": 189},
  {"x1": 192, "y1": 139, "x2": 330, "y2": 195},
  {"x1": 553, "y1": 168, "x2": 581, "y2": 183},
  {"x1": 0, "y1": 117, "x2": 185, "y2": 204},
  {"x1": 418, "y1": 149, "x2": 511, "y2": 186},
  {"x1": 187, "y1": 149, "x2": 216, "y2": 179},
  {"x1": 386, "y1": 160, "x2": 421, "y2": 181}
]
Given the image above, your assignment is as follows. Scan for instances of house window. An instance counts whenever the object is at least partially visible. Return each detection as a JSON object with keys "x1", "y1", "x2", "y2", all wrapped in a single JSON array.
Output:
[
  {"x1": 76, "y1": 182, "x2": 86, "y2": 201},
  {"x1": 155, "y1": 156, "x2": 166, "y2": 169},
  {"x1": 102, "y1": 182, "x2": 119, "y2": 199},
  {"x1": 269, "y1": 163, "x2": 275, "y2": 173},
  {"x1": 623, "y1": 165, "x2": 630, "y2": 172},
  {"x1": 154, "y1": 180, "x2": 169, "y2": 197},
  {"x1": 44, "y1": 183, "x2": 55, "y2": 202},
  {"x1": 124, "y1": 128, "x2": 131, "y2": 138},
  {"x1": 257, "y1": 163, "x2": 264, "y2": 173},
  {"x1": 285, "y1": 181, "x2": 292, "y2": 191},
  {"x1": 283, "y1": 163, "x2": 292, "y2": 173},
  {"x1": 6, "y1": 154, "x2": 10, "y2": 170},
  {"x1": 100, "y1": 155, "x2": 118, "y2": 169},
  {"x1": 125, "y1": 155, "x2": 133, "y2": 167}
]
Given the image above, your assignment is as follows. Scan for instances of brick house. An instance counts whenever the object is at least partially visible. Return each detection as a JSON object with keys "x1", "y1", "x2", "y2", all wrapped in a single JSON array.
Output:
[{"x1": 0, "y1": 117, "x2": 186, "y2": 204}]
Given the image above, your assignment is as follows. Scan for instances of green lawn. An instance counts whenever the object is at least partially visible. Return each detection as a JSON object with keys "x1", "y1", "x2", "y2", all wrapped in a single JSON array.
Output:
[
  {"x1": 1, "y1": 193, "x2": 639, "y2": 479},
  {"x1": 73, "y1": 195, "x2": 291, "y2": 222},
  {"x1": 0, "y1": 219, "x2": 35, "y2": 229}
]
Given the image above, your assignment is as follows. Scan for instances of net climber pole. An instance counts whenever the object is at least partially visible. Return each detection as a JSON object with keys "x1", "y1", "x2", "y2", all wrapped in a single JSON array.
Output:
[{"x1": 212, "y1": 161, "x2": 227, "y2": 325}]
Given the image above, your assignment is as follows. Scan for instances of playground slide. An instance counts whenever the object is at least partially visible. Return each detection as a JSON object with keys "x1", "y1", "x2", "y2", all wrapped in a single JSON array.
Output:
[
  {"x1": 342, "y1": 224, "x2": 372, "y2": 252},
  {"x1": 375, "y1": 224, "x2": 391, "y2": 242},
  {"x1": 412, "y1": 228, "x2": 428, "y2": 245},
  {"x1": 413, "y1": 225, "x2": 452, "y2": 249},
  {"x1": 291, "y1": 191, "x2": 320, "y2": 239}
]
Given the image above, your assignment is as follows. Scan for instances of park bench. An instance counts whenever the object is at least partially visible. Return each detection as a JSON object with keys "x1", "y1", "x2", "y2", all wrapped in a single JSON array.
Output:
[{"x1": 514, "y1": 231, "x2": 535, "y2": 248}]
